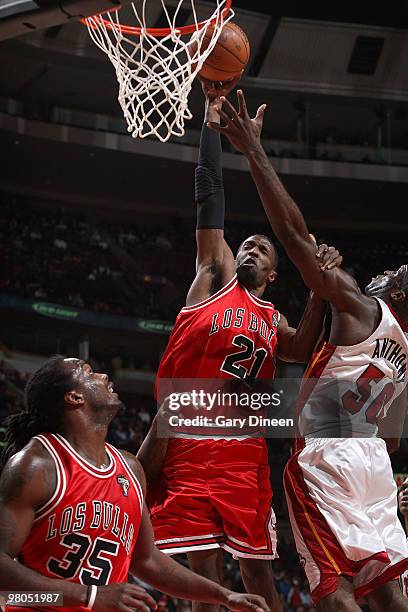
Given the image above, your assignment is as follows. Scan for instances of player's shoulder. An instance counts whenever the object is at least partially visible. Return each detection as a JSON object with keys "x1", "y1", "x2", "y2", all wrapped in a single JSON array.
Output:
[
  {"x1": 5, "y1": 437, "x2": 55, "y2": 474},
  {"x1": 116, "y1": 449, "x2": 146, "y2": 495},
  {"x1": 0, "y1": 438, "x2": 56, "y2": 506}
]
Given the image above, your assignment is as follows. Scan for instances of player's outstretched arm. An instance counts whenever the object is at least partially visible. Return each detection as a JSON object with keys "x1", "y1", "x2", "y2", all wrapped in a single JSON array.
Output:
[
  {"x1": 186, "y1": 78, "x2": 240, "y2": 307},
  {"x1": 0, "y1": 442, "x2": 88, "y2": 605},
  {"x1": 277, "y1": 242, "x2": 341, "y2": 362},
  {"x1": 208, "y1": 91, "x2": 368, "y2": 315},
  {"x1": 126, "y1": 455, "x2": 269, "y2": 612}
]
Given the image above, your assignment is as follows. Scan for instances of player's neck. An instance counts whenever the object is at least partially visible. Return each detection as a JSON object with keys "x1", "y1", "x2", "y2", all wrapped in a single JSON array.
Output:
[
  {"x1": 61, "y1": 425, "x2": 109, "y2": 469},
  {"x1": 248, "y1": 286, "x2": 266, "y2": 299}
]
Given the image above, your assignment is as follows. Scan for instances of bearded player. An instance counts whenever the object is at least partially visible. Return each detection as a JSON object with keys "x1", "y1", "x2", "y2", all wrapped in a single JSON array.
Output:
[
  {"x1": 0, "y1": 356, "x2": 270, "y2": 612},
  {"x1": 210, "y1": 89, "x2": 408, "y2": 611},
  {"x1": 138, "y1": 79, "x2": 342, "y2": 612}
]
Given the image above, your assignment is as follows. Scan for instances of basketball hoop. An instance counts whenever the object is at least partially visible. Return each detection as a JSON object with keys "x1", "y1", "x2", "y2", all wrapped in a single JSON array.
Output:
[{"x1": 81, "y1": 1, "x2": 233, "y2": 142}]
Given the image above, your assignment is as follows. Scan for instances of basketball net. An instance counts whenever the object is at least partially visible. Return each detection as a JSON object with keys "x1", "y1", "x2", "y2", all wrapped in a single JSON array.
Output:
[{"x1": 83, "y1": 1, "x2": 233, "y2": 142}]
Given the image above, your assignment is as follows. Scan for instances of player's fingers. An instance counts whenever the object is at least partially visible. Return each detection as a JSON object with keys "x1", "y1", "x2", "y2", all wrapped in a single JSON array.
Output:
[
  {"x1": 207, "y1": 122, "x2": 229, "y2": 135},
  {"x1": 255, "y1": 103, "x2": 267, "y2": 122},
  {"x1": 320, "y1": 250, "x2": 341, "y2": 271},
  {"x1": 319, "y1": 247, "x2": 338, "y2": 268},
  {"x1": 236, "y1": 88, "x2": 248, "y2": 117},
  {"x1": 220, "y1": 95, "x2": 240, "y2": 121},
  {"x1": 245, "y1": 596, "x2": 270, "y2": 612},
  {"x1": 315, "y1": 243, "x2": 328, "y2": 259},
  {"x1": 325, "y1": 256, "x2": 343, "y2": 270},
  {"x1": 121, "y1": 601, "x2": 150, "y2": 612},
  {"x1": 321, "y1": 247, "x2": 339, "y2": 266},
  {"x1": 127, "y1": 587, "x2": 157, "y2": 609},
  {"x1": 218, "y1": 107, "x2": 235, "y2": 127}
]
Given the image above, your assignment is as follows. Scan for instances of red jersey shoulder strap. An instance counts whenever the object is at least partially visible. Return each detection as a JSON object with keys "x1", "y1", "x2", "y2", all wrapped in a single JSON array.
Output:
[{"x1": 32, "y1": 433, "x2": 67, "y2": 523}]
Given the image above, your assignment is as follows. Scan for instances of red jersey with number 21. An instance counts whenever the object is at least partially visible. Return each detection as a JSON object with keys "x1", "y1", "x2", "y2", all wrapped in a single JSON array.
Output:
[{"x1": 157, "y1": 275, "x2": 280, "y2": 386}]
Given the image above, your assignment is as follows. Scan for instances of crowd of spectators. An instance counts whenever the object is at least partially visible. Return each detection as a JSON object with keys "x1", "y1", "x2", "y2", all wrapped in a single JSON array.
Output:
[{"x1": 4, "y1": 194, "x2": 408, "y2": 331}]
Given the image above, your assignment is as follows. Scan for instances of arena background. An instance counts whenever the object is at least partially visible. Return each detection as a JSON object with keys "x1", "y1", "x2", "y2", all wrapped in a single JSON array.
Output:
[{"x1": 1, "y1": 2, "x2": 408, "y2": 610}]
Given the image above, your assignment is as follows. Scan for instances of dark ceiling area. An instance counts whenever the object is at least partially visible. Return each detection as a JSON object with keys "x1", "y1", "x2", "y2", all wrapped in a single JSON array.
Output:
[
  {"x1": 233, "y1": 0, "x2": 408, "y2": 28},
  {"x1": 1, "y1": 129, "x2": 406, "y2": 234}
]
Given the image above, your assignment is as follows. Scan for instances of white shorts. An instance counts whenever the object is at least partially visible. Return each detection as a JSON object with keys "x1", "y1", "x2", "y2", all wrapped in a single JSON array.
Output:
[{"x1": 284, "y1": 438, "x2": 408, "y2": 604}]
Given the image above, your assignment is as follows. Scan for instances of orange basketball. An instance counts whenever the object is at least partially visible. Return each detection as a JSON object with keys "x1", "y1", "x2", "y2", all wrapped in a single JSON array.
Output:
[{"x1": 198, "y1": 22, "x2": 250, "y2": 82}]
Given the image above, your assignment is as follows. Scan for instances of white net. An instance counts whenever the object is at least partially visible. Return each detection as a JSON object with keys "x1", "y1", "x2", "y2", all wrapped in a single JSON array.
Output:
[{"x1": 84, "y1": 1, "x2": 234, "y2": 142}]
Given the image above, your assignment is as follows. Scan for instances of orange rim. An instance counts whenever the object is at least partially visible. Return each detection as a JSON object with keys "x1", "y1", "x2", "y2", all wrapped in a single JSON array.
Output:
[{"x1": 80, "y1": 0, "x2": 232, "y2": 38}]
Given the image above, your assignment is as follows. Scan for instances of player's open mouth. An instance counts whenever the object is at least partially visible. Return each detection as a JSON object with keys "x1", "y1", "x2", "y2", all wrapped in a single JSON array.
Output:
[
  {"x1": 242, "y1": 258, "x2": 256, "y2": 267},
  {"x1": 108, "y1": 382, "x2": 114, "y2": 393}
]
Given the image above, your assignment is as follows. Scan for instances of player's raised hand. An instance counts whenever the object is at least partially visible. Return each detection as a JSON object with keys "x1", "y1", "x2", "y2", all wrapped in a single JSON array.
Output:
[
  {"x1": 200, "y1": 72, "x2": 243, "y2": 101},
  {"x1": 399, "y1": 478, "x2": 408, "y2": 517},
  {"x1": 93, "y1": 583, "x2": 158, "y2": 612},
  {"x1": 201, "y1": 73, "x2": 243, "y2": 124},
  {"x1": 208, "y1": 89, "x2": 266, "y2": 155},
  {"x1": 224, "y1": 592, "x2": 270, "y2": 612}
]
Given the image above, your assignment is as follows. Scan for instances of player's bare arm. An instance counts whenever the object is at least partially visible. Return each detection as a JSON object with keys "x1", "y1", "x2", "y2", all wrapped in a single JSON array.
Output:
[
  {"x1": 136, "y1": 401, "x2": 170, "y2": 485},
  {"x1": 277, "y1": 243, "x2": 342, "y2": 362},
  {"x1": 123, "y1": 454, "x2": 270, "y2": 612},
  {"x1": 0, "y1": 440, "x2": 88, "y2": 605},
  {"x1": 209, "y1": 91, "x2": 380, "y2": 346},
  {"x1": 186, "y1": 77, "x2": 240, "y2": 307}
]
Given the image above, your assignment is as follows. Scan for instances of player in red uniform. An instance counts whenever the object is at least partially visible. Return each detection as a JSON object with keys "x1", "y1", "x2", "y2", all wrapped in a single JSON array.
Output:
[
  {"x1": 138, "y1": 80, "x2": 342, "y2": 612},
  {"x1": 210, "y1": 89, "x2": 408, "y2": 610},
  {"x1": 0, "y1": 356, "x2": 272, "y2": 612}
]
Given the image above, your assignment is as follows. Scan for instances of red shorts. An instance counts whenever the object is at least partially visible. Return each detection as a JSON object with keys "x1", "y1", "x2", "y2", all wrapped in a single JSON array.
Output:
[{"x1": 149, "y1": 437, "x2": 277, "y2": 559}]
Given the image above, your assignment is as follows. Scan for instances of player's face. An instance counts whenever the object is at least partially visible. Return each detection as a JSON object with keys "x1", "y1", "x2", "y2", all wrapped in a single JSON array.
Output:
[
  {"x1": 235, "y1": 235, "x2": 277, "y2": 289},
  {"x1": 65, "y1": 358, "x2": 123, "y2": 413}
]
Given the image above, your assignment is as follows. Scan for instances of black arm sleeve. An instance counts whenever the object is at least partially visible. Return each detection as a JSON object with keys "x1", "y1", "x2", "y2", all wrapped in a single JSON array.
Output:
[{"x1": 195, "y1": 124, "x2": 225, "y2": 230}]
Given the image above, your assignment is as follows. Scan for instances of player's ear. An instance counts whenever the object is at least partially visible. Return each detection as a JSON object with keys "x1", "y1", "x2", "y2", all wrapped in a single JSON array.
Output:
[
  {"x1": 64, "y1": 390, "x2": 85, "y2": 407},
  {"x1": 267, "y1": 270, "x2": 277, "y2": 284},
  {"x1": 390, "y1": 289, "x2": 406, "y2": 303}
]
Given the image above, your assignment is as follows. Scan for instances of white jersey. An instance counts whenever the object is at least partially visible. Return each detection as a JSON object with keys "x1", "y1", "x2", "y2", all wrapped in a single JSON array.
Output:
[{"x1": 298, "y1": 298, "x2": 408, "y2": 438}]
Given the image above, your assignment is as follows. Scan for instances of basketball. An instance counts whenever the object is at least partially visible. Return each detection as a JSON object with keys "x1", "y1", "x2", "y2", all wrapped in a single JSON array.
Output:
[{"x1": 198, "y1": 22, "x2": 250, "y2": 82}]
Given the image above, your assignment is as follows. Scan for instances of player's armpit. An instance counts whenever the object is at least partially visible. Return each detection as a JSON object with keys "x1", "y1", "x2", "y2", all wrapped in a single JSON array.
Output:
[{"x1": 186, "y1": 234, "x2": 235, "y2": 306}]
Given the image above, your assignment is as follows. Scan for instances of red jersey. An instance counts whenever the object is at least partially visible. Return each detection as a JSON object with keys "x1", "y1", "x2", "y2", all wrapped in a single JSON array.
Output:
[
  {"x1": 14, "y1": 433, "x2": 143, "y2": 612},
  {"x1": 157, "y1": 275, "x2": 280, "y2": 385},
  {"x1": 155, "y1": 276, "x2": 280, "y2": 438},
  {"x1": 149, "y1": 276, "x2": 280, "y2": 557}
]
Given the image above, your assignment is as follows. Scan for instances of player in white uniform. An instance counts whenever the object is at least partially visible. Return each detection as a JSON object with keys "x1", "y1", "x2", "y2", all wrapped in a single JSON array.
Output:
[{"x1": 209, "y1": 90, "x2": 408, "y2": 611}]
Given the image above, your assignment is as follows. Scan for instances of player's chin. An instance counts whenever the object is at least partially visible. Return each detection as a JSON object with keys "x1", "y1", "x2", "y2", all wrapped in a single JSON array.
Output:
[
  {"x1": 108, "y1": 394, "x2": 125, "y2": 412},
  {"x1": 237, "y1": 265, "x2": 258, "y2": 288}
]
